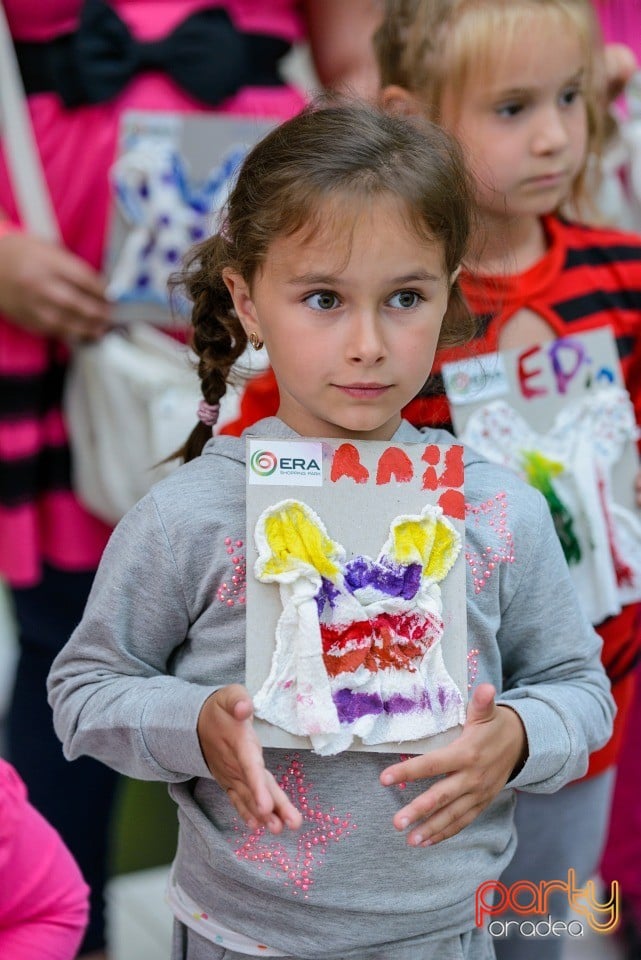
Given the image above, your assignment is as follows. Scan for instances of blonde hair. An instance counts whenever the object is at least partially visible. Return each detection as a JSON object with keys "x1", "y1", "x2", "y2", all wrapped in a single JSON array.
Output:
[{"x1": 374, "y1": 0, "x2": 605, "y2": 208}]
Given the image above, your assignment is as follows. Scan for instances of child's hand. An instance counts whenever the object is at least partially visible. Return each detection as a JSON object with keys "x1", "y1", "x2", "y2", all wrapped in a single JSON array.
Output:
[
  {"x1": 380, "y1": 683, "x2": 527, "y2": 847},
  {"x1": 197, "y1": 684, "x2": 303, "y2": 834}
]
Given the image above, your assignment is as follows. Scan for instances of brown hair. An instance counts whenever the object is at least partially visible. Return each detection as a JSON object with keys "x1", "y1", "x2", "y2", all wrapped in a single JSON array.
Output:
[
  {"x1": 374, "y1": 0, "x2": 605, "y2": 209},
  {"x1": 173, "y1": 101, "x2": 476, "y2": 461}
]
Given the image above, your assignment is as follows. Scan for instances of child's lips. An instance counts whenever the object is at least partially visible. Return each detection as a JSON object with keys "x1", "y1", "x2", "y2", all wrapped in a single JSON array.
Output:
[
  {"x1": 335, "y1": 383, "x2": 391, "y2": 398},
  {"x1": 525, "y1": 170, "x2": 567, "y2": 188}
]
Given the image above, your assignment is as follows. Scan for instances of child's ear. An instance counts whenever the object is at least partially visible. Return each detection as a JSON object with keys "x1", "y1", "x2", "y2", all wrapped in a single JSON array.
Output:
[
  {"x1": 380, "y1": 84, "x2": 423, "y2": 118},
  {"x1": 222, "y1": 267, "x2": 262, "y2": 341}
]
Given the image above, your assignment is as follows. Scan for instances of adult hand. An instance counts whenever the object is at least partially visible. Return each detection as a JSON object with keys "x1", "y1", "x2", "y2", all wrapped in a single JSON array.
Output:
[
  {"x1": 380, "y1": 683, "x2": 527, "y2": 846},
  {"x1": 0, "y1": 232, "x2": 111, "y2": 340},
  {"x1": 197, "y1": 684, "x2": 302, "y2": 834}
]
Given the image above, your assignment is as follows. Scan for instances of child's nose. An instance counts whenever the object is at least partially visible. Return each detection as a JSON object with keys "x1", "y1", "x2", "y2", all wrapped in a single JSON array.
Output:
[
  {"x1": 531, "y1": 105, "x2": 571, "y2": 154},
  {"x1": 347, "y1": 309, "x2": 386, "y2": 363}
]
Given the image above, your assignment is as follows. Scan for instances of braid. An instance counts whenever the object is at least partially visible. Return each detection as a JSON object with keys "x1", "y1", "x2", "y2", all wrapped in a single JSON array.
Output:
[{"x1": 170, "y1": 234, "x2": 248, "y2": 463}]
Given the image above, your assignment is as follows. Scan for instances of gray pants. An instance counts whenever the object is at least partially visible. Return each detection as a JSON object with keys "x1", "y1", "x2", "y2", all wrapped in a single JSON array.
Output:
[
  {"x1": 493, "y1": 771, "x2": 615, "y2": 960},
  {"x1": 171, "y1": 922, "x2": 495, "y2": 960}
]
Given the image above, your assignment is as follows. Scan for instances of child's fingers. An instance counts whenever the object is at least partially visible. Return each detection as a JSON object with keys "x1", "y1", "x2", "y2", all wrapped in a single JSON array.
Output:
[
  {"x1": 234, "y1": 735, "x2": 302, "y2": 832},
  {"x1": 216, "y1": 683, "x2": 254, "y2": 721},
  {"x1": 234, "y1": 735, "x2": 276, "y2": 818},
  {"x1": 380, "y1": 747, "x2": 450, "y2": 785},
  {"x1": 206, "y1": 686, "x2": 300, "y2": 831},
  {"x1": 392, "y1": 771, "x2": 462, "y2": 833},
  {"x1": 412, "y1": 799, "x2": 486, "y2": 847},
  {"x1": 380, "y1": 746, "x2": 459, "y2": 786},
  {"x1": 224, "y1": 785, "x2": 260, "y2": 830},
  {"x1": 465, "y1": 683, "x2": 496, "y2": 724},
  {"x1": 221, "y1": 754, "x2": 301, "y2": 831},
  {"x1": 210, "y1": 685, "x2": 273, "y2": 816},
  {"x1": 394, "y1": 775, "x2": 480, "y2": 845},
  {"x1": 265, "y1": 771, "x2": 303, "y2": 830},
  {"x1": 381, "y1": 684, "x2": 498, "y2": 788},
  {"x1": 204, "y1": 686, "x2": 301, "y2": 832},
  {"x1": 223, "y1": 773, "x2": 284, "y2": 831},
  {"x1": 224, "y1": 770, "x2": 301, "y2": 833}
]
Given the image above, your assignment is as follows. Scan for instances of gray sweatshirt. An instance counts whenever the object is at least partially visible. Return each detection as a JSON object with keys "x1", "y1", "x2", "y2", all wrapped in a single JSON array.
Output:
[{"x1": 48, "y1": 417, "x2": 613, "y2": 958}]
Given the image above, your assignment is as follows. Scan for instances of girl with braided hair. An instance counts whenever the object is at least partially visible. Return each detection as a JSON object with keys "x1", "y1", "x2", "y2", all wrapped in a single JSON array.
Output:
[{"x1": 48, "y1": 102, "x2": 612, "y2": 959}]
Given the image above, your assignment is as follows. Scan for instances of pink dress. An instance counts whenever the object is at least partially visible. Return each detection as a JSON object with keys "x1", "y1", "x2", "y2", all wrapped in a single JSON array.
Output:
[
  {"x1": 0, "y1": 758, "x2": 89, "y2": 958},
  {"x1": 0, "y1": 0, "x2": 306, "y2": 586},
  {"x1": 595, "y1": 0, "x2": 641, "y2": 59}
]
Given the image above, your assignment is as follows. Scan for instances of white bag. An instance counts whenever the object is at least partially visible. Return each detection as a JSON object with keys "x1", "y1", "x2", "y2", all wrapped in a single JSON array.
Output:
[
  {"x1": 0, "y1": 6, "x2": 202, "y2": 525},
  {"x1": 64, "y1": 324, "x2": 200, "y2": 525}
]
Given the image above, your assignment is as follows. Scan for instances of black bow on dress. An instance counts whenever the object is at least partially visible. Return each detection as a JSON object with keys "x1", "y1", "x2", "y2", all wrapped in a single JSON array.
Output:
[{"x1": 16, "y1": 0, "x2": 289, "y2": 108}]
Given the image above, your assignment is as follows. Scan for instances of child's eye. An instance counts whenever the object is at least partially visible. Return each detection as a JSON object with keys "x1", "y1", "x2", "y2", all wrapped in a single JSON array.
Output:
[
  {"x1": 560, "y1": 86, "x2": 582, "y2": 107},
  {"x1": 305, "y1": 291, "x2": 340, "y2": 310},
  {"x1": 388, "y1": 289, "x2": 423, "y2": 309},
  {"x1": 496, "y1": 102, "x2": 523, "y2": 118}
]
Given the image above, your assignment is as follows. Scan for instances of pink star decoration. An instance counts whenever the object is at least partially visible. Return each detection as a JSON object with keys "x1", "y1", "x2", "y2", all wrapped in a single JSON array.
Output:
[
  {"x1": 230, "y1": 753, "x2": 357, "y2": 898},
  {"x1": 465, "y1": 493, "x2": 515, "y2": 594}
]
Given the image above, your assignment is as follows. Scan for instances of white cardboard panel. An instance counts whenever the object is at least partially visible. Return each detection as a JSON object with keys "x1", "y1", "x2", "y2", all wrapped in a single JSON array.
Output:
[{"x1": 245, "y1": 436, "x2": 468, "y2": 755}]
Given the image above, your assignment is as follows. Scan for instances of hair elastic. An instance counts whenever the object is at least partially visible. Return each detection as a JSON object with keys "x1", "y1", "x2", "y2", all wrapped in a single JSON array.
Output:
[{"x1": 197, "y1": 400, "x2": 220, "y2": 427}]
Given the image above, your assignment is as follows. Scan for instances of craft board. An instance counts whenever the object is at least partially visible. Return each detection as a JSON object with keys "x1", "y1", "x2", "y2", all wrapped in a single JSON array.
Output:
[
  {"x1": 443, "y1": 328, "x2": 641, "y2": 624},
  {"x1": 442, "y1": 327, "x2": 639, "y2": 513},
  {"x1": 104, "y1": 110, "x2": 275, "y2": 323},
  {"x1": 245, "y1": 436, "x2": 468, "y2": 755}
]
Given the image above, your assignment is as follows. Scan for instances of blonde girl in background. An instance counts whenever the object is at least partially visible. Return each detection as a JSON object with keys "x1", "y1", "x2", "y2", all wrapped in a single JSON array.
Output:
[
  {"x1": 375, "y1": 1, "x2": 641, "y2": 957},
  {"x1": 48, "y1": 102, "x2": 612, "y2": 960}
]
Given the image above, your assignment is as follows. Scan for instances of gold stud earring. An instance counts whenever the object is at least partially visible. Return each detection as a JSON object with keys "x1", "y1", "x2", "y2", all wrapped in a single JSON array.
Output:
[{"x1": 249, "y1": 332, "x2": 264, "y2": 351}]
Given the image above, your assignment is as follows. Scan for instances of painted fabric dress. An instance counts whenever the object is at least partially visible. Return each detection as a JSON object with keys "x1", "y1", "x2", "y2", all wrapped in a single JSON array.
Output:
[
  {"x1": 461, "y1": 385, "x2": 641, "y2": 625},
  {"x1": 253, "y1": 499, "x2": 465, "y2": 755}
]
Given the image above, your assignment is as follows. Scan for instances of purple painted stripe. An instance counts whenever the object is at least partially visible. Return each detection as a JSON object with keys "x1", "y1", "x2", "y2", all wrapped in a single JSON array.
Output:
[
  {"x1": 333, "y1": 685, "x2": 454, "y2": 723},
  {"x1": 333, "y1": 688, "x2": 383, "y2": 723},
  {"x1": 344, "y1": 557, "x2": 422, "y2": 600}
]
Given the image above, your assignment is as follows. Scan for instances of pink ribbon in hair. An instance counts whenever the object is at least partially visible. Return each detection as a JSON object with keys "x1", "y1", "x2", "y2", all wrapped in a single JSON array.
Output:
[{"x1": 197, "y1": 400, "x2": 220, "y2": 427}]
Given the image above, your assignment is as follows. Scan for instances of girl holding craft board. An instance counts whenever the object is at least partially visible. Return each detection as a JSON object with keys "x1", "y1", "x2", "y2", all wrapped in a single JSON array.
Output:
[{"x1": 48, "y1": 103, "x2": 613, "y2": 960}]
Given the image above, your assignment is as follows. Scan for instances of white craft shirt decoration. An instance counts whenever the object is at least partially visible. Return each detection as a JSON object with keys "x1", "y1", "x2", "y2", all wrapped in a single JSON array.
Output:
[
  {"x1": 252, "y1": 499, "x2": 466, "y2": 756},
  {"x1": 461, "y1": 385, "x2": 641, "y2": 624}
]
